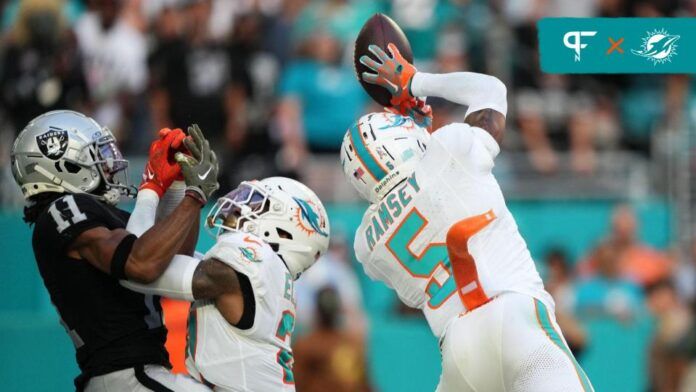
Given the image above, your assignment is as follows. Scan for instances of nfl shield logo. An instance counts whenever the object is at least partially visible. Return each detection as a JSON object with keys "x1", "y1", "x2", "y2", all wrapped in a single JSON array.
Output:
[{"x1": 36, "y1": 127, "x2": 68, "y2": 160}]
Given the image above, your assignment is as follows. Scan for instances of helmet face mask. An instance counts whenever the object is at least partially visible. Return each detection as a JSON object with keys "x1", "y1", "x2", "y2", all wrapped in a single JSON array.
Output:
[
  {"x1": 11, "y1": 110, "x2": 134, "y2": 202},
  {"x1": 91, "y1": 128, "x2": 132, "y2": 198},
  {"x1": 206, "y1": 178, "x2": 330, "y2": 280},
  {"x1": 206, "y1": 182, "x2": 273, "y2": 238}
]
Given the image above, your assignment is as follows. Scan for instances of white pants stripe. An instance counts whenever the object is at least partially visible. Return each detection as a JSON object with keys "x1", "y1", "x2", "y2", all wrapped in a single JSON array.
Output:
[{"x1": 436, "y1": 292, "x2": 594, "y2": 392}]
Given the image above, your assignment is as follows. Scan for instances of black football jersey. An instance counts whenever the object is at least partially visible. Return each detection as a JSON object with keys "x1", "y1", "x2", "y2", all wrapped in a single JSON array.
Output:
[{"x1": 31, "y1": 193, "x2": 170, "y2": 386}]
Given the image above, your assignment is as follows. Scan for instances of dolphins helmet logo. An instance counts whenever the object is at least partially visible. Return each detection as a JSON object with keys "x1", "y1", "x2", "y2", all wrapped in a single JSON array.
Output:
[
  {"x1": 239, "y1": 247, "x2": 261, "y2": 263},
  {"x1": 293, "y1": 197, "x2": 328, "y2": 237},
  {"x1": 632, "y1": 29, "x2": 680, "y2": 65},
  {"x1": 378, "y1": 113, "x2": 416, "y2": 131}
]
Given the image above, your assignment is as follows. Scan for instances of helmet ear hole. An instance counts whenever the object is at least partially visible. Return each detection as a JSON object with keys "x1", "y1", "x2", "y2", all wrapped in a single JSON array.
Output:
[
  {"x1": 64, "y1": 162, "x2": 81, "y2": 174},
  {"x1": 276, "y1": 228, "x2": 293, "y2": 240}
]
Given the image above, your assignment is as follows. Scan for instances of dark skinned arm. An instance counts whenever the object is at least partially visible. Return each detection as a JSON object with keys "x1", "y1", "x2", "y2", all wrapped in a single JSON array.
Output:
[
  {"x1": 67, "y1": 196, "x2": 203, "y2": 283},
  {"x1": 464, "y1": 108, "x2": 506, "y2": 145},
  {"x1": 192, "y1": 258, "x2": 245, "y2": 325},
  {"x1": 178, "y1": 212, "x2": 200, "y2": 256}
]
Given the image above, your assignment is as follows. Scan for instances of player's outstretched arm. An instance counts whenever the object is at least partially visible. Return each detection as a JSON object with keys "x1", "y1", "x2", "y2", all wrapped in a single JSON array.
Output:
[
  {"x1": 69, "y1": 125, "x2": 219, "y2": 283},
  {"x1": 360, "y1": 44, "x2": 507, "y2": 142},
  {"x1": 121, "y1": 190, "x2": 232, "y2": 301},
  {"x1": 69, "y1": 196, "x2": 205, "y2": 283},
  {"x1": 123, "y1": 254, "x2": 244, "y2": 319},
  {"x1": 126, "y1": 256, "x2": 246, "y2": 326},
  {"x1": 121, "y1": 254, "x2": 242, "y2": 303},
  {"x1": 121, "y1": 255, "x2": 247, "y2": 336},
  {"x1": 410, "y1": 72, "x2": 507, "y2": 143},
  {"x1": 191, "y1": 258, "x2": 240, "y2": 299}
]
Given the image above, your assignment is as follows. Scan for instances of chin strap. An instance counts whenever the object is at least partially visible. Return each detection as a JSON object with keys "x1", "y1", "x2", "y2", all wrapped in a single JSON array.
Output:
[
  {"x1": 33, "y1": 164, "x2": 85, "y2": 194},
  {"x1": 101, "y1": 184, "x2": 137, "y2": 205},
  {"x1": 101, "y1": 189, "x2": 121, "y2": 205}
]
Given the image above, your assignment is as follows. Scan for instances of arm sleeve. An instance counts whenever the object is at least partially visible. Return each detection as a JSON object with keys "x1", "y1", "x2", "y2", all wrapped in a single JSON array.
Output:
[
  {"x1": 120, "y1": 254, "x2": 200, "y2": 301},
  {"x1": 126, "y1": 189, "x2": 159, "y2": 237},
  {"x1": 122, "y1": 188, "x2": 199, "y2": 300},
  {"x1": 156, "y1": 181, "x2": 186, "y2": 221},
  {"x1": 410, "y1": 72, "x2": 507, "y2": 118}
]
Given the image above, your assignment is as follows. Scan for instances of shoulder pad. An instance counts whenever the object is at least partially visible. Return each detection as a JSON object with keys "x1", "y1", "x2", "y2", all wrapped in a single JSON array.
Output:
[{"x1": 203, "y1": 232, "x2": 276, "y2": 298}]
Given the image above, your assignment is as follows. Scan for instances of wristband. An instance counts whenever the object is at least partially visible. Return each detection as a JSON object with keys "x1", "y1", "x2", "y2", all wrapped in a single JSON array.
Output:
[
  {"x1": 111, "y1": 234, "x2": 137, "y2": 279},
  {"x1": 185, "y1": 187, "x2": 207, "y2": 207}
]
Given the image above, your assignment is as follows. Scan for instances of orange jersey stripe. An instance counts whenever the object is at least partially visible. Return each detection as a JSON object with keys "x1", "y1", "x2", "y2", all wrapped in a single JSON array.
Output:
[{"x1": 446, "y1": 210, "x2": 496, "y2": 310}]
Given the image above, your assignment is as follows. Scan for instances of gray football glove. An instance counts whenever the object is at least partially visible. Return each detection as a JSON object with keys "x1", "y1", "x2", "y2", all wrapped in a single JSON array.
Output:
[{"x1": 175, "y1": 124, "x2": 220, "y2": 205}]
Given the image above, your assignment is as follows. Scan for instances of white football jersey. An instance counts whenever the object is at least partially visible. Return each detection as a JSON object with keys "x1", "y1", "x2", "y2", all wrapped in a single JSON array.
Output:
[
  {"x1": 186, "y1": 232, "x2": 297, "y2": 391},
  {"x1": 354, "y1": 122, "x2": 553, "y2": 338}
]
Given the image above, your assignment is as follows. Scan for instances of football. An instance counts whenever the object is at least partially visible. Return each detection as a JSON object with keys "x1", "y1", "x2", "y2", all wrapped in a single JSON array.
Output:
[{"x1": 354, "y1": 13, "x2": 413, "y2": 107}]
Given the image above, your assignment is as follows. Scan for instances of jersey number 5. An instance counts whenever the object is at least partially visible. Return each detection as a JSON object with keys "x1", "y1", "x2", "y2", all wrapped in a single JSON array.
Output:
[
  {"x1": 386, "y1": 209, "x2": 456, "y2": 309},
  {"x1": 386, "y1": 209, "x2": 495, "y2": 310}
]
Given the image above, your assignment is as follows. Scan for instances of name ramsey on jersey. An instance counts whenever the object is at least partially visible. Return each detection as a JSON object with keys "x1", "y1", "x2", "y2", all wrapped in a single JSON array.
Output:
[
  {"x1": 363, "y1": 173, "x2": 421, "y2": 251},
  {"x1": 354, "y1": 123, "x2": 553, "y2": 338}
]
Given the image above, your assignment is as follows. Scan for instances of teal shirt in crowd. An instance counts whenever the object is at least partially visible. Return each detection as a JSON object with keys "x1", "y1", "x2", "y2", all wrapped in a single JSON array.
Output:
[
  {"x1": 573, "y1": 276, "x2": 645, "y2": 319},
  {"x1": 280, "y1": 60, "x2": 367, "y2": 151},
  {"x1": 572, "y1": 276, "x2": 653, "y2": 392}
]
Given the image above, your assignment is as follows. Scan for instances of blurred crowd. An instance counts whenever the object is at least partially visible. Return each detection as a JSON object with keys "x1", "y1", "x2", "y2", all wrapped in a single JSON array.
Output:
[
  {"x1": 1, "y1": 0, "x2": 695, "y2": 390},
  {"x1": 1, "y1": 0, "x2": 694, "y2": 199},
  {"x1": 500, "y1": 0, "x2": 693, "y2": 176},
  {"x1": 544, "y1": 204, "x2": 696, "y2": 392}
]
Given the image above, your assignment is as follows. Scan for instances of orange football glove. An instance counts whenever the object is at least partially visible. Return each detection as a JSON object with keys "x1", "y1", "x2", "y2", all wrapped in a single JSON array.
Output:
[
  {"x1": 140, "y1": 128, "x2": 186, "y2": 197},
  {"x1": 360, "y1": 43, "x2": 416, "y2": 107}
]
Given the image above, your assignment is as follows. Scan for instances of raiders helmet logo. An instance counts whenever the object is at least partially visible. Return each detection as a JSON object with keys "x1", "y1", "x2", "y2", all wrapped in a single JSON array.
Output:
[{"x1": 36, "y1": 128, "x2": 68, "y2": 160}]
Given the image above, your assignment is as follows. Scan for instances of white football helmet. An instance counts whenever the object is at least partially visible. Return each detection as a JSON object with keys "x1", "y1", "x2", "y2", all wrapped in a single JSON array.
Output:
[
  {"x1": 10, "y1": 110, "x2": 132, "y2": 203},
  {"x1": 340, "y1": 112, "x2": 430, "y2": 203},
  {"x1": 206, "y1": 177, "x2": 330, "y2": 280}
]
